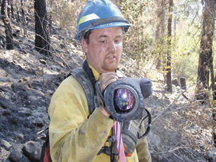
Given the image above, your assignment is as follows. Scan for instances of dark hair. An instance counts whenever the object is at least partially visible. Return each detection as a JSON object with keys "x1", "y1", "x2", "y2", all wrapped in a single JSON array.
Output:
[{"x1": 83, "y1": 30, "x2": 92, "y2": 44}]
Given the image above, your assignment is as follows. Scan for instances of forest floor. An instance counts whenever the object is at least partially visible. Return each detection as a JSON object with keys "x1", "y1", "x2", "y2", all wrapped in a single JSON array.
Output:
[{"x1": 0, "y1": 18, "x2": 216, "y2": 162}]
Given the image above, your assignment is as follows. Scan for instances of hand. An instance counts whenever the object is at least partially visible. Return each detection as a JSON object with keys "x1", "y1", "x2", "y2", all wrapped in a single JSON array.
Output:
[
  {"x1": 99, "y1": 72, "x2": 118, "y2": 92},
  {"x1": 97, "y1": 72, "x2": 118, "y2": 117}
]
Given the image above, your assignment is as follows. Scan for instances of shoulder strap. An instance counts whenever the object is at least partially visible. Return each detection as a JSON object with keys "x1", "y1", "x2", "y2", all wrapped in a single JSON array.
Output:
[
  {"x1": 70, "y1": 66, "x2": 96, "y2": 115},
  {"x1": 41, "y1": 62, "x2": 97, "y2": 162}
]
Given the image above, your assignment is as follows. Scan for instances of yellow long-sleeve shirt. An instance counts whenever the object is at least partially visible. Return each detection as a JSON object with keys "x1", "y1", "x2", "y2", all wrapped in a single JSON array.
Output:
[{"x1": 48, "y1": 65, "x2": 151, "y2": 162}]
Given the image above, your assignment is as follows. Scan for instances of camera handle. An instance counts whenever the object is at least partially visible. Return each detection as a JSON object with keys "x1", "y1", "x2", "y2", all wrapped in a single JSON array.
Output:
[
  {"x1": 138, "y1": 108, "x2": 152, "y2": 139},
  {"x1": 95, "y1": 81, "x2": 106, "y2": 105}
]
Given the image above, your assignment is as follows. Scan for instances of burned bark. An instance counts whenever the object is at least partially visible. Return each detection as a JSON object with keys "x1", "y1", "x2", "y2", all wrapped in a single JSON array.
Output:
[
  {"x1": 196, "y1": 0, "x2": 215, "y2": 102},
  {"x1": 166, "y1": 0, "x2": 173, "y2": 92},
  {"x1": 34, "y1": 0, "x2": 50, "y2": 56},
  {"x1": 197, "y1": 0, "x2": 216, "y2": 147},
  {"x1": 1, "y1": 0, "x2": 14, "y2": 50}
]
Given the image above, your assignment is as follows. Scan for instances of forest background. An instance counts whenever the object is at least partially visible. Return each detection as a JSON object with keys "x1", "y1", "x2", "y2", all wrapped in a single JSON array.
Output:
[{"x1": 0, "y1": 0, "x2": 216, "y2": 161}]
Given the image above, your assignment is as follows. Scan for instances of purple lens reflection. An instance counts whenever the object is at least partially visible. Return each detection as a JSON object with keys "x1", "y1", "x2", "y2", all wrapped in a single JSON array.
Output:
[{"x1": 114, "y1": 88, "x2": 135, "y2": 113}]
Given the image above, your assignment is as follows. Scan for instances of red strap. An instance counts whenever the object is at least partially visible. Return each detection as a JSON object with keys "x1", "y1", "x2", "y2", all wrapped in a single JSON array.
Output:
[{"x1": 43, "y1": 143, "x2": 52, "y2": 162}]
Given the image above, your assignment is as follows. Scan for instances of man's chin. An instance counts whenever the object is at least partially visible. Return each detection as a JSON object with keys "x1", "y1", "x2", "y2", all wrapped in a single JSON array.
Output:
[
  {"x1": 103, "y1": 61, "x2": 118, "y2": 71},
  {"x1": 104, "y1": 66, "x2": 117, "y2": 72}
]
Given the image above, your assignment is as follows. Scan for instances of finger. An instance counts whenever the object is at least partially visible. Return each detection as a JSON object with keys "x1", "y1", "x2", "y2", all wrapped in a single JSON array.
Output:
[
  {"x1": 100, "y1": 72, "x2": 117, "y2": 80},
  {"x1": 100, "y1": 72, "x2": 118, "y2": 91},
  {"x1": 101, "y1": 74, "x2": 118, "y2": 86},
  {"x1": 100, "y1": 77, "x2": 118, "y2": 91}
]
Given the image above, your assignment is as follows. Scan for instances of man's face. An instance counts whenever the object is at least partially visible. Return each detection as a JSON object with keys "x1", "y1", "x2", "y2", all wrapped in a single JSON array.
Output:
[{"x1": 82, "y1": 27, "x2": 123, "y2": 73}]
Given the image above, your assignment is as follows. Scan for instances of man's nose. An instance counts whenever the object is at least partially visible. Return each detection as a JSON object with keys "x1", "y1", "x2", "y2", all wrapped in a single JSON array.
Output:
[{"x1": 108, "y1": 41, "x2": 116, "y2": 53}]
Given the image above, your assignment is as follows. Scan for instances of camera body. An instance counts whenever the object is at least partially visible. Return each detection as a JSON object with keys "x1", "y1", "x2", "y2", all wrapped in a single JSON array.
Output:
[
  {"x1": 104, "y1": 78, "x2": 144, "y2": 122},
  {"x1": 97, "y1": 77, "x2": 152, "y2": 122},
  {"x1": 96, "y1": 77, "x2": 152, "y2": 156}
]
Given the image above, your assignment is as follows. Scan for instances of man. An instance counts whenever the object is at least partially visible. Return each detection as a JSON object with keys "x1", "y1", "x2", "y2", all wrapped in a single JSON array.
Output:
[{"x1": 48, "y1": 0, "x2": 151, "y2": 161}]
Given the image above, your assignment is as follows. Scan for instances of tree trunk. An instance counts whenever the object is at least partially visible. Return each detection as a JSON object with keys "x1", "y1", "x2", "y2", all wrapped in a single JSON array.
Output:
[
  {"x1": 21, "y1": 0, "x2": 27, "y2": 36},
  {"x1": 211, "y1": 1, "x2": 216, "y2": 106},
  {"x1": 180, "y1": 77, "x2": 186, "y2": 90},
  {"x1": 197, "y1": 0, "x2": 215, "y2": 146},
  {"x1": 34, "y1": 0, "x2": 50, "y2": 56},
  {"x1": 7, "y1": 0, "x2": 11, "y2": 18},
  {"x1": 155, "y1": 0, "x2": 166, "y2": 69},
  {"x1": 16, "y1": 6, "x2": 20, "y2": 22},
  {"x1": 1, "y1": 0, "x2": 14, "y2": 50},
  {"x1": 166, "y1": 0, "x2": 173, "y2": 92},
  {"x1": 10, "y1": 0, "x2": 14, "y2": 19},
  {"x1": 196, "y1": 0, "x2": 215, "y2": 101},
  {"x1": 211, "y1": 0, "x2": 216, "y2": 147}
]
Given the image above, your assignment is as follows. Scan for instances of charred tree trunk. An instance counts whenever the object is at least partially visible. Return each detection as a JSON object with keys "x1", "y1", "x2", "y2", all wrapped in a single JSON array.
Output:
[
  {"x1": 1, "y1": 0, "x2": 14, "y2": 50},
  {"x1": 16, "y1": 6, "x2": 20, "y2": 22},
  {"x1": 211, "y1": 0, "x2": 216, "y2": 147},
  {"x1": 155, "y1": 0, "x2": 166, "y2": 70},
  {"x1": 196, "y1": 0, "x2": 215, "y2": 102},
  {"x1": 211, "y1": 1, "x2": 216, "y2": 107},
  {"x1": 10, "y1": 0, "x2": 14, "y2": 19},
  {"x1": 180, "y1": 77, "x2": 187, "y2": 90},
  {"x1": 211, "y1": 58, "x2": 216, "y2": 146},
  {"x1": 166, "y1": 0, "x2": 173, "y2": 92},
  {"x1": 7, "y1": 0, "x2": 10, "y2": 18},
  {"x1": 197, "y1": 0, "x2": 215, "y2": 146},
  {"x1": 34, "y1": 0, "x2": 50, "y2": 56},
  {"x1": 21, "y1": 0, "x2": 27, "y2": 36}
]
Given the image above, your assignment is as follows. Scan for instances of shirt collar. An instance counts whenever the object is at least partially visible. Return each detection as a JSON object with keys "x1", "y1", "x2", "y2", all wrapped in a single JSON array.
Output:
[{"x1": 88, "y1": 63, "x2": 100, "y2": 81}]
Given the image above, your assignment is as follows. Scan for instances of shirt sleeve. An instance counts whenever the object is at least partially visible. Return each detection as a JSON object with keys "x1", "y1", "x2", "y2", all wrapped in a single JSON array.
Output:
[
  {"x1": 48, "y1": 76, "x2": 114, "y2": 162},
  {"x1": 135, "y1": 123, "x2": 152, "y2": 162}
]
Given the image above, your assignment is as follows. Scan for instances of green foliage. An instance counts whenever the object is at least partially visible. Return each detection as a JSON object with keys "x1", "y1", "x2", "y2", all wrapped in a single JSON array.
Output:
[
  {"x1": 47, "y1": 0, "x2": 86, "y2": 31},
  {"x1": 171, "y1": 23, "x2": 201, "y2": 82},
  {"x1": 119, "y1": 0, "x2": 155, "y2": 64},
  {"x1": 118, "y1": 0, "x2": 216, "y2": 85},
  {"x1": 173, "y1": 53, "x2": 198, "y2": 81}
]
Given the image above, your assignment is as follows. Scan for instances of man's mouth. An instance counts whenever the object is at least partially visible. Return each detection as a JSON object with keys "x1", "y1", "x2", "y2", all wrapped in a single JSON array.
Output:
[{"x1": 107, "y1": 55, "x2": 116, "y2": 59}]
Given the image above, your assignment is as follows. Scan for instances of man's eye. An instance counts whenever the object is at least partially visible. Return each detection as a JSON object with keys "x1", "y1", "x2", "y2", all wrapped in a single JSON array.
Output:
[
  {"x1": 115, "y1": 39, "x2": 121, "y2": 44},
  {"x1": 99, "y1": 40, "x2": 106, "y2": 43}
]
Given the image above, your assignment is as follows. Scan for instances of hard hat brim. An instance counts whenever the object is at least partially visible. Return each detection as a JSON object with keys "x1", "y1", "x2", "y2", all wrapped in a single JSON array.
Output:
[{"x1": 75, "y1": 21, "x2": 131, "y2": 40}]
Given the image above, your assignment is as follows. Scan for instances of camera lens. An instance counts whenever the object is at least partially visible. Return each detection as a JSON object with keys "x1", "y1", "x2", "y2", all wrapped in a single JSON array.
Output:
[{"x1": 114, "y1": 88, "x2": 135, "y2": 113}]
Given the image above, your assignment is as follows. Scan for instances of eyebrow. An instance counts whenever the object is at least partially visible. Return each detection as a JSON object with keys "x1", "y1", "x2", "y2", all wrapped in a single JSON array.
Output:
[
  {"x1": 97, "y1": 35, "x2": 108, "y2": 39},
  {"x1": 97, "y1": 34, "x2": 123, "y2": 39}
]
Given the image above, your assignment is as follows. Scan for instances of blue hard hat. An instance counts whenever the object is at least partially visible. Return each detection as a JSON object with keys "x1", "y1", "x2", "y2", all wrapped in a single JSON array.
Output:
[{"x1": 75, "y1": 0, "x2": 131, "y2": 40}]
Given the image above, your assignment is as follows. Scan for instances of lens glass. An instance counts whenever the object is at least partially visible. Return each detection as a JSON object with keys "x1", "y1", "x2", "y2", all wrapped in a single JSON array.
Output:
[{"x1": 114, "y1": 88, "x2": 135, "y2": 113}]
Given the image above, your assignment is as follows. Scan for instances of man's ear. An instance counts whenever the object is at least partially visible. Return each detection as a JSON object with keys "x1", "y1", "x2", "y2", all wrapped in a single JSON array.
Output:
[{"x1": 81, "y1": 38, "x2": 88, "y2": 54}]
